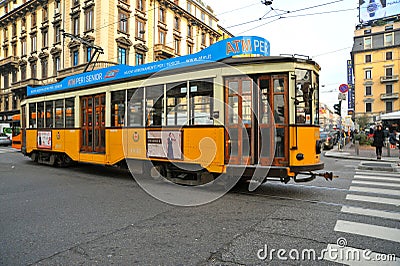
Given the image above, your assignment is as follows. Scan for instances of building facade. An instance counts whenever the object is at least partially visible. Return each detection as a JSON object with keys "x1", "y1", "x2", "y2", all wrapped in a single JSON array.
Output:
[
  {"x1": 352, "y1": 18, "x2": 400, "y2": 123},
  {"x1": 0, "y1": 0, "x2": 222, "y2": 124}
]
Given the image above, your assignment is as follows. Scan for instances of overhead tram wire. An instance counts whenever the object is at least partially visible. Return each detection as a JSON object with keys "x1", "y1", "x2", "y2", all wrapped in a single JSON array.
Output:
[
  {"x1": 312, "y1": 46, "x2": 353, "y2": 58},
  {"x1": 215, "y1": 1, "x2": 260, "y2": 16},
  {"x1": 237, "y1": 8, "x2": 356, "y2": 35},
  {"x1": 226, "y1": 0, "x2": 345, "y2": 29}
]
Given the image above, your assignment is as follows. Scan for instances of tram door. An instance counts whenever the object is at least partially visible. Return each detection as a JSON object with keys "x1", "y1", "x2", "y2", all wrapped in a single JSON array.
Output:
[
  {"x1": 81, "y1": 94, "x2": 105, "y2": 153},
  {"x1": 225, "y1": 77, "x2": 253, "y2": 165},
  {"x1": 225, "y1": 76, "x2": 285, "y2": 166},
  {"x1": 257, "y1": 77, "x2": 274, "y2": 165}
]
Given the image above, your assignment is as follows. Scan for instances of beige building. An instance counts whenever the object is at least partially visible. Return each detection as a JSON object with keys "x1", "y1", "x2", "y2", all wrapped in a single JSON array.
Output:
[
  {"x1": 0, "y1": 0, "x2": 222, "y2": 124},
  {"x1": 352, "y1": 19, "x2": 400, "y2": 123}
]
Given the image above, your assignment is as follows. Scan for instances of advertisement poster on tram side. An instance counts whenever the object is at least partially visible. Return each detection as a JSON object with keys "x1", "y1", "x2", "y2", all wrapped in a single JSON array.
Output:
[
  {"x1": 37, "y1": 131, "x2": 52, "y2": 149},
  {"x1": 147, "y1": 130, "x2": 182, "y2": 160}
]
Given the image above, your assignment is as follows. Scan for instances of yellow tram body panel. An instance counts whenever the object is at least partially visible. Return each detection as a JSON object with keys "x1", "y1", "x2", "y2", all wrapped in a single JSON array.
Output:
[
  {"x1": 25, "y1": 127, "x2": 226, "y2": 173},
  {"x1": 289, "y1": 126, "x2": 321, "y2": 167}
]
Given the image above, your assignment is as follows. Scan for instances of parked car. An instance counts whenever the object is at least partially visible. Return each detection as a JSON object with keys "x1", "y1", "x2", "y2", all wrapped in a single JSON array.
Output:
[
  {"x1": 0, "y1": 133, "x2": 11, "y2": 146},
  {"x1": 320, "y1": 132, "x2": 334, "y2": 150}
]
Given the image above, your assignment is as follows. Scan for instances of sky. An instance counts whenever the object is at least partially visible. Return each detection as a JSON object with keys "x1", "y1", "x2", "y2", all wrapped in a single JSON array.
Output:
[{"x1": 206, "y1": 0, "x2": 360, "y2": 110}]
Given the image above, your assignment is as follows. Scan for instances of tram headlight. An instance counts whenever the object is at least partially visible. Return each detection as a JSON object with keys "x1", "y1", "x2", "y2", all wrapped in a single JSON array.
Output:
[
  {"x1": 296, "y1": 153, "x2": 304, "y2": 161},
  {"x1": 316, "y1": 140, "x2": 322, "y2": 154}
]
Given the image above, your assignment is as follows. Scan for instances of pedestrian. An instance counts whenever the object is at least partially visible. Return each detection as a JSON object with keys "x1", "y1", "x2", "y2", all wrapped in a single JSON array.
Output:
[
  {"x1": 388, "y1": 129, "x2": 400, "y2": 162},
  {"x1": 372, "y1": 124, "x2": 385, "y2": 160}
]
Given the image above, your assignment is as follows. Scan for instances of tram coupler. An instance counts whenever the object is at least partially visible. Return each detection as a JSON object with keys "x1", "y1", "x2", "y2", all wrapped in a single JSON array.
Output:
[
  {"x1": 293, "y1": 171, "x2": 335, "y2": 182},
  {"x1": 317, "y1": 171, "x2": 335, "y2": 181}
]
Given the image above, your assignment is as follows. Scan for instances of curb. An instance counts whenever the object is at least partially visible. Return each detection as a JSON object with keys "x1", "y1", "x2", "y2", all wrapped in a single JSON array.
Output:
[
  {"x1": 357, "y1": 162, "x2": 399, "y2": 172},
  {"x1": 323, "y1": 151, "x2": 398, "y2": 163}
]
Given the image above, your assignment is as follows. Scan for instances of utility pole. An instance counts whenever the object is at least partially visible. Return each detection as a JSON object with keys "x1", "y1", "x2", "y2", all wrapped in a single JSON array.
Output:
[{"x1": 62, "y1": 32, "x2": 104, "y2": 73}]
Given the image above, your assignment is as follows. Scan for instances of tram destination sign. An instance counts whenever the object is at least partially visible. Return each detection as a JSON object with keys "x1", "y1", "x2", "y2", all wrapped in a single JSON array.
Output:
[{"x1": 27, "y1": 36, "x2": 270, "y2": 97}]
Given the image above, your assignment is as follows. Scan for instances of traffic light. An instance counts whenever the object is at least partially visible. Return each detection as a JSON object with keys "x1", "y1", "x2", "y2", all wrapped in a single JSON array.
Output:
[{"x1": 333, "y1": 101, "x2": 342, "y2": 116}]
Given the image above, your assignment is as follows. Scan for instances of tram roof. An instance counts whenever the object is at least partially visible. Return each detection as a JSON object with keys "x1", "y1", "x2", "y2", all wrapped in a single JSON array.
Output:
[{"x1": 26, "y1": 36, "x2": 317, "y2": 98}]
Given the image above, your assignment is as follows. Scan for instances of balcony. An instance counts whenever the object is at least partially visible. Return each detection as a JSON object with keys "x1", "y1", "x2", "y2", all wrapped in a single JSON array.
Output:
[
  {"x1": 0, "y1": 56, "x2": 19, "y2": 71},
  {"x1": 57, "y1": 61, "x2": 118, "y2": 80},
  {"x1": 380, "y1": 92, "x2": 399, "y2": 100},
  {"x1": 11, "y1": 78, "x2": 42, "y2": 91},
  {"x1": 380, "y1": 75, "x2": 399, "y2": 83},
  {"x1": 154, "y1": 44, "x2": 175, "y2": 59}
]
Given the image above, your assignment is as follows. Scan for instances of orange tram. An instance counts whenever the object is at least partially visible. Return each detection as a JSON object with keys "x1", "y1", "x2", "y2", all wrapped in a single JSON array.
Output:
[
  {"x1": 21, "y1": 36, "x2": 332, "y2": 185},
  {"x1": 11, "y1": 114, "x2": 22, "y2": 150}
]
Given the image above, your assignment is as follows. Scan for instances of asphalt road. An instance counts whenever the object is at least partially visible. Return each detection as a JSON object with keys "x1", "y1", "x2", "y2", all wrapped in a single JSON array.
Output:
[{"x1": 0, "y1": 147, "x2": 399, "y2": 265}]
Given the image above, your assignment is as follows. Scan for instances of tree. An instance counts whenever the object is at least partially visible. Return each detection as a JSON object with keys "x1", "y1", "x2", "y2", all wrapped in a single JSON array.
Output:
[{"x1": 356, "y1": 114, "x2": 369, "y2": 130}]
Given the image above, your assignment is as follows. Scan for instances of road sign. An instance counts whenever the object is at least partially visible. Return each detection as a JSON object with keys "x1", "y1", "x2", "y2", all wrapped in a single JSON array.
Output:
[
  {"x1": 338, "y1": 93, "x2": 346, "y2": 101},
  {"x1": 339, "y1": 84, "x2": 349, "y2": 93}
]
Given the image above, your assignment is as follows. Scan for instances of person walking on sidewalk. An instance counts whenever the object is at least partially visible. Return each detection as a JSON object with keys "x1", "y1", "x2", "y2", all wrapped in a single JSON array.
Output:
[
  {"x1": 389, "y1": 129, "x2": 400, "y2": 163},
  {"x1": 372, "y1": 124, "x2": 385, "y2": 160}
]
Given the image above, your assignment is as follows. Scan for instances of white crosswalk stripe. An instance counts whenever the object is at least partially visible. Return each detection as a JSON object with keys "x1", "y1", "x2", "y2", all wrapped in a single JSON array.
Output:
[
  {"x1": 354, "y1": 175, "x2": 400, "y2": 182},
  {"x1": 352, "y1": 180, "x2": 400, "y2": 188},
  {"x1": 346, "y1": 194, "x2": 400, "y2": 206},
  {"x1": 325, "y1": 171, "x2": 400, "y2": 264}
]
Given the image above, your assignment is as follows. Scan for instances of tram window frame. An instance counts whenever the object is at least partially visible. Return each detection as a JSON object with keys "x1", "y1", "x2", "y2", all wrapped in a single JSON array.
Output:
[
  {"x1": 45, "y1": 101, "x2": 54, "y2": 128},
  {"x1": 65, "y1": 97, "x2": 75, "y2": 128},
  {"x1": 128, "y1": 88, "x2": 144, "y2": 127},
  {"x1": 145, "y1": 85, "x2": 164, "y2": 127},
  {"x1": 55, "y1": 99, "x2": 64, "y2": 128},
  {"x1": 272, "y1": 77, "x2": 285, "y2": 124},
  {"x1": 312, "y1": 72, "x2": 320, "y2": 125},
  {"x1": 189, "y1": 79, "x2": 213, "y2": 125},
  {"x1": 111, "y1": 90, "x2": 126, "y2": 127},
  {"x1": 294, "y1": 69, "x2": 314, "y2": 125},
  {"x1": 29, "y1": 103, "x2": 36, "y2": 128},
  {"x1": 37, "y1": 102, "x2": 44, "y2": 128},
  {"x1": 166, "y1": 82, "x2": 188, "y2": 126}
]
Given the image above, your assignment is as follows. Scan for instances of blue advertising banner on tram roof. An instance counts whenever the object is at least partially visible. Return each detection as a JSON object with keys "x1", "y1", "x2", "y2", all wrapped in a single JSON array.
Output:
[{"x1": 27, "y1": 36, "x2": 270, "y2": 97}]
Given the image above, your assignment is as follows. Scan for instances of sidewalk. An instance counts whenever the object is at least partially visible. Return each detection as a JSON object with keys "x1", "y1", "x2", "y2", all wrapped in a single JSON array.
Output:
[{"x1": 324, "y1": 142, "x2": 400, "y2": 164}]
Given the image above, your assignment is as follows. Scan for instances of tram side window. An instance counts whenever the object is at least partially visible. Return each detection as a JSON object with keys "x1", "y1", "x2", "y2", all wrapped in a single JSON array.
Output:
[
  {"x1": 273, "y1": 95, "x2": 284, "y2": 124},
  {"x1": 128, "y1": 88, "x2": 144, "y2": 127},
  {"x1": 259, "y1": 79, "x2": 270, "y2": 124},
  {"x1": 37, "y1": 102, "x2": 44, "y2": 128},
  {"x1": 167, "y1": 82, "x2": 187, "y2": 126},
  {"x1": 65, "y1": 98, "x2": 75, "y2": 127},
  {"x1": 45, "y1": 101, "x2": 53, "y2": 128},
  {"x1": 29, "y1": 103, "x2": 36, "y2": 128},
  {"x1": 112, "y1": 90, "x2": 126, "y2": 127},
  {"x1": 146, "y1": 85, "x2": 164, "y2": 126},
  {"x1": 55, "y1": 100, "x2": 64, "y2": 128},
  {"x1": 189, "y1": 79, "x2": 213, "y2": 125}
]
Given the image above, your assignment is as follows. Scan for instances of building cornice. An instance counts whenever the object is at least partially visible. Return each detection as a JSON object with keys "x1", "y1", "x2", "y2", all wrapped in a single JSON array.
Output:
[{"x1": 0, "y1": 0, "x2": 48, "y2": 27}]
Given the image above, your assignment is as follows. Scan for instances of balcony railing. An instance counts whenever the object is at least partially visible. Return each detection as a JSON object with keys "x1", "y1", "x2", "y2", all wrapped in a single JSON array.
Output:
[
  {"x1": 57, "y1": 61, "x2": 118, "y2": 80},
  {"x1": 10, "y1": 78, "x2": 42, "y2": 90},
  {"x1": 380, "y1": 75, "x2": 399, "y2": 83},
  {"x1": 154, "y1": 44, "x2": 175, "y2": 58},
  {"x1": 380, "y1": 92, "x2": 399, "y2": 100},
  {"x1": 0, "y1": 56, "x2": 19, "y2": 69}
]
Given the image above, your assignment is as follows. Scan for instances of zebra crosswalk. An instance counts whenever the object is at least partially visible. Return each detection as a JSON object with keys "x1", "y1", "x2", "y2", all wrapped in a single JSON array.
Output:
[{"x1": 324, "y1": 170, "x2": 400, "y2": 265}]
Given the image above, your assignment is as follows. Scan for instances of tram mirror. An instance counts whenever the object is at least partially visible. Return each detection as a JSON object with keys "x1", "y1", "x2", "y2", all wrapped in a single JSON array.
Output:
[{"x1": 213, "y1": 110, "x2": 219, "y2": 119}]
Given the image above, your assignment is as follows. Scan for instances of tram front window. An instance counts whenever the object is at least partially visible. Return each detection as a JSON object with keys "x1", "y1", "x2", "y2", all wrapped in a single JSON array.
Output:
[{"x1": 294, "y1": 69, "x2": 319, "y2": 125}]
